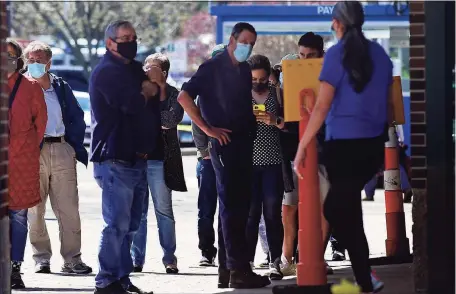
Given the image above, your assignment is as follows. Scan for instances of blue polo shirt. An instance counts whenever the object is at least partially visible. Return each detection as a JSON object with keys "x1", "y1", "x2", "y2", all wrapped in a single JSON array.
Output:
[
  {"x1": 89, "y1": 50, "x2": 162, "y2": 162},
  {"x1": 181, "y1": 50, "x2": 256, "y2": 135},
  {"x1": 319, "y1": 40, "x2": 393, "y2": 140}
]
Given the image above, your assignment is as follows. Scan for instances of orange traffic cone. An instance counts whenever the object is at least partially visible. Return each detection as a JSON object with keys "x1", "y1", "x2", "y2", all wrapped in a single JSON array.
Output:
[{"x1": 384, "y1": 126, "x2": 410, "y2": 257}]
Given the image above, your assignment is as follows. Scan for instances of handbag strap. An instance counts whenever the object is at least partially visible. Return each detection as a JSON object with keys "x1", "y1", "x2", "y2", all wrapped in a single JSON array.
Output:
[{"x1": 9, "y1": 74, "x2": 23, "y2": 109}]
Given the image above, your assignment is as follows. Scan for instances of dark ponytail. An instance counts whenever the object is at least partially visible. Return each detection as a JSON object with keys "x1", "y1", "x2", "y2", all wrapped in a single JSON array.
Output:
[
  {"x1": 342, "y1": 26, "x2": 372, "y2": 93},
  {"x1": 333, "y1": 1, "x2": 373, "y2": 93}
]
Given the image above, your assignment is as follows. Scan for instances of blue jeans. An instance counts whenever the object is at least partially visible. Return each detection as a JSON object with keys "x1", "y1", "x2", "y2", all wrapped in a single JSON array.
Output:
[
  {"x1": 364, "y1": 165, "x2": 411, "y2": 198},
  {"x1": 246, "y1": 164, "x2": 284, "y2": 263},
  {"x1": 131, "y1": 160, "x2": 177, "y2": 267},
  {"x1": 94, "y1": 160, "x2": 148, "y2": 289},
  {"x1": 196, "y1": 158, "x2": 218, "y2": 259},
  {"x1": 9, "y1": 209, "x2": 28, "y2": 262}
]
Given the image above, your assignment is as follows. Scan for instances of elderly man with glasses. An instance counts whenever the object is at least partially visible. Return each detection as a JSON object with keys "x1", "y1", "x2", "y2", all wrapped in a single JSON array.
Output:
[
  {"x1": 23, "y1": 40, "x2": 91, "y2": 276},
  {"x1": 90, "y1": 20, "x2": 159, "y2": 294}
]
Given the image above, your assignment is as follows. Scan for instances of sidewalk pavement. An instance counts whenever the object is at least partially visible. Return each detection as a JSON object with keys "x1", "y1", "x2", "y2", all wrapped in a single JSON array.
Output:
[{"x1": 12, "y1": 156, "x2": 414, "y2": 294}]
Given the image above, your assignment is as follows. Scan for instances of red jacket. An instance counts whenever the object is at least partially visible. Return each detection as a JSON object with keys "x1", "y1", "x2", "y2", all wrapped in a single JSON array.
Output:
[{"x1": 8, "y1": 72, "x2": 47, "y2": 210}]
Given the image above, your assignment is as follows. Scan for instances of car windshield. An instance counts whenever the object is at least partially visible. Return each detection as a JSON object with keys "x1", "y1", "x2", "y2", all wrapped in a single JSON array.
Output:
[{"x1": 74, "y1": 93, "x2": 90, "y2": 111}]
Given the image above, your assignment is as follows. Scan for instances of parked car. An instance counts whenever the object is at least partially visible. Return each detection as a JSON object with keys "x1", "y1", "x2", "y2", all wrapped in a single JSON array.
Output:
[
  {"x1": 52, "y1": 69, "x2": 88, "y2": 92},
  {"x1": 177, "y1": 112, "x2": 193, "y2": 146},
  {"x1": 73, "y1": 91, "x2": 91, "y2": 146}
]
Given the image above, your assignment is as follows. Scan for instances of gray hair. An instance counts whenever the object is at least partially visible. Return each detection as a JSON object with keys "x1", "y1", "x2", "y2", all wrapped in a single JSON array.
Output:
[
  {"x1": 23, "y1": 40, "x2": 53, "y2": 61},
  {"x1": 105, "y1": 20, "x2": 134, "y2": 40}
]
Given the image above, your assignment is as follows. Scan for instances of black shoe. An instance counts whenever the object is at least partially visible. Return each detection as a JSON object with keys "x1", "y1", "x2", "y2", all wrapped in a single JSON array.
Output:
[
  {"x1": 133, "y1": 265, "x2": 143, "y2": 273},
  {"x1": 229, "y1": 270, "x2": 271, "y2": 289},
  {"x1": 331, "y1": 250, "x2": 346, "y2": 261},
  {"x1": 199, "y1": 256, "x2": 216, "y2": 267},
  {"x1": 11, "y1": 271, "x2": 25, "y2": 289},
  {"x1": 403, "y1": 189, "x2": 413, "y2": 203},
  {"x1": 35, "y1": 261, "x2": 51, "y2": 274},
  {"x1": 94, "y1": 281, "x2": 131, "y2": 294},
  {"x1": 218, "y1": 267, "x2": 230, "y2": 289},
  {"x1": 127, "y1": 284, "x2": 154, "y2": 294},
  {"x1": 362, "y1": 197, "x2": 374, "y2": 201},
  {"x1": 165, "y1": 264, "x2": 179, "y2": 274},
  {"x1": 268, "y1": 258, "x2": 283, "y2": 281}
]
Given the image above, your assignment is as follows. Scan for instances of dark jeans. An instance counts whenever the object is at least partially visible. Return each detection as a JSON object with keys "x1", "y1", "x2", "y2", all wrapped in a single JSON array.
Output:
[
  {"x1": 246, "y1": 164, "x2": 284, "y2": 263},
  {"x1": 322, "y1": 136, "x2": 384, "y2": 293},
  {"x1": 210, "y1": 135, "x2": 253, "y2": 271},
  {"x1": 196, "y1": 158, "x2": 218, "y2": 259}
]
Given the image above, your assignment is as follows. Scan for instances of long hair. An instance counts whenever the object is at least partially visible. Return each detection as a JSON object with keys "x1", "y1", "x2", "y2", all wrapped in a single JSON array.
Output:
[{"x1": 333, "y1": 1, "x2": 372, "y2": 93}]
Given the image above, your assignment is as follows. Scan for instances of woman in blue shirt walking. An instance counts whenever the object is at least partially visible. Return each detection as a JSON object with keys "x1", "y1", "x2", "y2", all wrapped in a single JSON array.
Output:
[{"x1": 293, "y1": 2, "x2": 391, "y2": 293}]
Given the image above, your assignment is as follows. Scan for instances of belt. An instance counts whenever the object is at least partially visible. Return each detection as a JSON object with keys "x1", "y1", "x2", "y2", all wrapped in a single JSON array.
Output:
[{"x1": 44, "y1": 137, "x2": 64, "y2": 143}]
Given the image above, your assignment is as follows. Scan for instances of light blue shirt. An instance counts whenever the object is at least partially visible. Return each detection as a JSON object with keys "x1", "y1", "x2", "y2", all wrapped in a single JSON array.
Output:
[{"x1": 42, "y1": 76, "x2": 65, "y2": 137}]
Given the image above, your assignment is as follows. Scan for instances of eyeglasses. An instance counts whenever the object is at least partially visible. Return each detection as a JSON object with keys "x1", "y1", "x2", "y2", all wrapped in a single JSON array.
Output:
[
  {"x1": 142, "y1": 64, "x2": 162, "y2": 73},
  {"x1": 7, "y1": 53, "x2": 18, "y2": 59},
  {"x1": 25, "y1": 59, "x2": 49, "y2": 65},
  {"x1": 113, "y1": 35, "x2": 141, "y2": 44}
]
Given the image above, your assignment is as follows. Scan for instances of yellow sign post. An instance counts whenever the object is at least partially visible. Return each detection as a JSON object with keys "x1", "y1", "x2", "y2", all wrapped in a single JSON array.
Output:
[{"x1": 282, "y1": 58, "x2": 324, "y2": 122}]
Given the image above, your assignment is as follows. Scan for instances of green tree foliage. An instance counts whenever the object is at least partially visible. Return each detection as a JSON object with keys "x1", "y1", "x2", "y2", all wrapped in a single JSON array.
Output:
[{"x1": 11, "y1": 1, "x2": 206, "y2": 78}]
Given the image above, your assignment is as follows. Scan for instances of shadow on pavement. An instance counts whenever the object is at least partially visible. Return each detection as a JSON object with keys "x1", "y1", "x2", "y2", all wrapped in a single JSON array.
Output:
[
  {"x1": 14, "y1": 287, "x2": 94, "y2": 292},
  {"x1": 51, "y1": 272, "x2": 96, "y2": 277},
  {"x1": 140, "y1": 271, "x2": 218, "y2": 276},
  {"x1": 214, "y1": 264, "x2": 413, "y2": 294}
]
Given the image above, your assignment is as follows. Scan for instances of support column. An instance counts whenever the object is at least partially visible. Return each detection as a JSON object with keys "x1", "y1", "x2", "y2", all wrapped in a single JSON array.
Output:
[
  {"x1": 0, "y1": 2, "x2": 11, "y2": 293},
  {"x1": 424, "y1": 2, "x2": 455, "y2": 293}
]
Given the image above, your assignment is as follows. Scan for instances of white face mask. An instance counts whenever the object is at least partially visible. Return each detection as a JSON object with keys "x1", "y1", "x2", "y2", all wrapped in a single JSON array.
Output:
[{"x1": 279, "y1": 72, "x2": 283, "y2": 88}]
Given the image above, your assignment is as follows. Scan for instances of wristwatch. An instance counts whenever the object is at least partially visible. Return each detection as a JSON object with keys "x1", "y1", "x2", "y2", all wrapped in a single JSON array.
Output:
[{"x1": 275, "y1": 116, "x2": 283, "y2": 126}]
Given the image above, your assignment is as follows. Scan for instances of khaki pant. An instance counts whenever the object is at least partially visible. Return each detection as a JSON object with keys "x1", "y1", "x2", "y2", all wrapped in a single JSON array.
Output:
[{"x1": 28, "y1": 140, "x2": 82, "y2": 264}]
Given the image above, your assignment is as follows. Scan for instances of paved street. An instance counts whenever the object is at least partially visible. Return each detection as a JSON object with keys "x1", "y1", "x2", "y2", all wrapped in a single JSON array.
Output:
[{"x1": 13, "y1": 150, "x2": 413, "y2": 294}]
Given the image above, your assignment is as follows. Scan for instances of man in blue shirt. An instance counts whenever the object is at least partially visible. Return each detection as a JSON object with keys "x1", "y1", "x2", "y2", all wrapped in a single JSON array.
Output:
[
  {"x1": 90, "y1": 20, "x2": 158, "y2": 294},
  {"x1": 192, "y1": 44, "x2": 226, "y2": 268},
  {"x1": 178, "y1": 23, "x2": 270, "y2": 289}
]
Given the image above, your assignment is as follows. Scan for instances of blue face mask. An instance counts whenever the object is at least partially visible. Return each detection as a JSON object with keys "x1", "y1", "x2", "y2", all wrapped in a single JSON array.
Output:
[
  {"x1": 28, "y1": 63, "x2": 47, "y2": 79},
  {"x1": 233, "y1": 43, "x2": 252, "y2": 63}
]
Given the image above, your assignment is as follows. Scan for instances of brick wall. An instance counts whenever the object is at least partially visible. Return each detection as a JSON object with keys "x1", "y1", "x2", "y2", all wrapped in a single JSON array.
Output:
[
  {"x1": 409, "y1": 1, "x2": 427, "y2": 190},
  {"x1": 0, "y1": 0, "x2": 8, "y2": 219}
]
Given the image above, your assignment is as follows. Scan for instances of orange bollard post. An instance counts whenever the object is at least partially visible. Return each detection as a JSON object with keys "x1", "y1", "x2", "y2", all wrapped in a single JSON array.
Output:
[
  {"x1": 296, "y1": 89, "x2": 327, "y2": 286},
  {"x1": 273, "y1": 89, "x2": 330, "y2": 294},
  {"x1": 383, "y1": 126, "x2": 410, "y2": 258}
]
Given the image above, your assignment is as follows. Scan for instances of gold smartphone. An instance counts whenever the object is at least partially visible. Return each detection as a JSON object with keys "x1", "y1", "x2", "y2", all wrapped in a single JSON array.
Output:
[{"x1": 253, "y1": 104, "x2": 266, "y2": 112}]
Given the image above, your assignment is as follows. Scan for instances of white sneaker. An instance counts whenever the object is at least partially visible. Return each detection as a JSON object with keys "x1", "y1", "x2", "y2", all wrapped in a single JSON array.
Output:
[{"x1": 280, "y1": 256, "x2": 296, "y2": 276}]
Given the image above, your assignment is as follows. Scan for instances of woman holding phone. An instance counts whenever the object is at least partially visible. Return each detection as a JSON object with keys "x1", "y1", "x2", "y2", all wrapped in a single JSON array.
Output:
[
  {"x1": 293, "y1": 1, "x2": 390, "y2": 293},
  {"x1": 245, "y1": 54, "x2": 285, "y2": 280}
]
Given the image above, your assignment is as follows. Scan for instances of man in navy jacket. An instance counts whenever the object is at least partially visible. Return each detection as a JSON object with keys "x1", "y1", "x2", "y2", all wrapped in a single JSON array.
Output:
[
  {"x1": 90, "y1": 20, "x2": 158, "y2": 294},
  {"x1": 23, "y1": 41, "x2": 91, "y2": 276}
]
